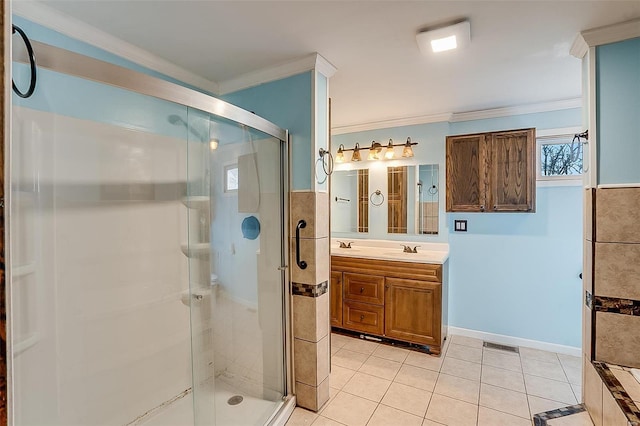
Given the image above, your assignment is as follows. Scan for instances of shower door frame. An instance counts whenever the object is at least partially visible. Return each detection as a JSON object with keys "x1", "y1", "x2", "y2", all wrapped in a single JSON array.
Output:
[{"x1": 5, "y1": 31, "x2": 294, "y2": 425}]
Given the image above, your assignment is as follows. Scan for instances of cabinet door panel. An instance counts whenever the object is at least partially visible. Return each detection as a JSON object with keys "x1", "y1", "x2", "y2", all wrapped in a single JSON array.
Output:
[
  {"x1": 446, "y1": 134, "x2": 488, "y2": 212},
  {"x1": 385, "y1": 278, "x2": 441, "y2": 346},
  {"x1": 343, "y1": 301, "x2": 384, "y2": 335},
  {"x1": 330, "y1": 271, "x2": 343, "y2": 327},
  {"x1": 490, "y1": 129, "x2": 535, "y2": 212},
  {"x1": 344, "y1": 273, "x2": 384, "y2": 304}
]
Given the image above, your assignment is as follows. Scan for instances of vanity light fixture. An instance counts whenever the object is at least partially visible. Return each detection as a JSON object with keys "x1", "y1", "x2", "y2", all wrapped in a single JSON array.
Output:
[
  {"x1": 351, "y1": 143, "x2": 362, "y2": 162},
  {"x1": 384, "y1": 139, "x2": 395, "y2": 159},
  {"x1": 333, "y1": 138, "x2": 417, "y2": 163},
  {"x1": 402, "y1": 137, "x2": 416, "y2": 158},
  {"x1": 416, "y1": 20, "x2": 471, "y2": 54},
  {"x1": 335, "y1": 144, "x2": 345, "y2": 163}
]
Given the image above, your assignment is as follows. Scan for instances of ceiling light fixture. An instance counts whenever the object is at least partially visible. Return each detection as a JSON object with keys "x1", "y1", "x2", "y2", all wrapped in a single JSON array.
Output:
[
  {"x1": 334, "y1": 138, "x2": 417, "y2": 163},
  {"x1": 416, "y1": 20, "x2": 470, "y2": 54}
]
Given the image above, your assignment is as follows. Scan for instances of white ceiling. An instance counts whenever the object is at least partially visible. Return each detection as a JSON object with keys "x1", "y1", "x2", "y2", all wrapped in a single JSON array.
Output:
[{"x1": 31, "y1": 1, "x2": 640, "y2": 129}]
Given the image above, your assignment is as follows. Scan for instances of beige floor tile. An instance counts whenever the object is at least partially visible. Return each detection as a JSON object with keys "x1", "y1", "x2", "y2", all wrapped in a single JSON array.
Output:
[
  {"x1": 481, "y1": 364, "x2": 526, "y2": 393},
  {"x1": 286, "y1": 407, "x2": 318, "y2": 425},
  {"x1": 522, "y1": 357, "x2": 568, "y2": 381},
  {"x1": 558, "y1": 354, "x2": 581, "y2": 371},
  {"x1": 449, "y1": 334, "x2": 484, "y2": 348},
  {"x1": 524, "y1": 374, "x2": 577, "y2": 405},
  {"x1": 311, "y1": 416, "x2": 345, "y2": 426},
  {"x1": 405, "y1": 351, "x2": 443, "y2": 372},
  {"x1": 330, "y1": 365, "x2": 357, "y2": 389},
  {"x1": 371, "y1": 344, "x2": 409, "y2": 363},
  {"x1": 445, "y1": 343, "x2": 483, "y2": 364},
  {"x1": 422, "y1": 420, "x2": 446, "y2": 426},
  {"x1": 479, "y1": 383, "x2": 530, "y2": 419},
  {"x1": 546, "y1": 411, "x2": 594, "y2": 425},
  {"x1": 440, "y1": 356, "x2": 481, "y2": 381},
  {"x1": 342, "y1": 338, "x2": 379, "y2": 355},
  {"x1": 528, "y1": 395, "x2": 572, "y2": 417},
  {"x1": 318, "y1": 386, "x2": 340, "y2": 415},
  {"x1": 519, "y1": 346, "x2": 560, "y2": 364},
  {"x1": 332, "y1": 349, "x2": 370, "y2": 371},
  {"x1": 563, "y1": 365, "x2": 582, "y2": 385},
  {"x1": 331, "y1": 333, "x2": 352, "y2": 349},
  {"x1": 477, "y1": 406, "x2": 532, "y2": 426},
  {"x1": 394, "y1": 364, "x2": 439, "y2": 392},
  {"x1": 367, "y1": 404, "x2": 423, "y2": 426},
  {"x1": 342, "y1": 372, "x2": 391, "y2": 402},
  {"x1": 425, "y1": 393, "x2": 479, "y2": 426},
  {"x1": 380, "y1": 382, "x2": 432, "y2": 417},
  {"x1": 331, "y1": 345, "x2": 341, "y2": 356},
  {"x1": 434, "y1": 373, "x2": 480, "y2": 404},
  {"x1": 321, "y1": 392, "x2": 378, "y2": 426},
  {"x1": 482, "y1": 350, "x2": 522, "y2": 372},
  {"x1": 359, "y1": 355, "x2": 402, "y2": 380},
  {"x1": 571, "y1": 385, "x2": 583, "y2": 403}
]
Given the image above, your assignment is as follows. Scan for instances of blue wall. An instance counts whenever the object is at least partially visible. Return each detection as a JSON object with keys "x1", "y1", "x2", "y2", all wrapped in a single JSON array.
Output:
[
  {"x1": 334, "y1": 108, "x2": 583, "y2": 348},
  {"x1": 596, "y1": 37, "x2": 640, "y2": 185},
  {"x1": 223, "y1": 73, "x2": 313, "y2": 191}
]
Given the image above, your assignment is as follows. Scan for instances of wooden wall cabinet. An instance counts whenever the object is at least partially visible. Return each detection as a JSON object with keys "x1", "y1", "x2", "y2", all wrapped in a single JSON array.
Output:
[
  {"x1": 446, "y1": 128, "x2": 535, "y2": 212},
  {"x1": 331, "y1": 256, "x2": 448, "y2": 354}
]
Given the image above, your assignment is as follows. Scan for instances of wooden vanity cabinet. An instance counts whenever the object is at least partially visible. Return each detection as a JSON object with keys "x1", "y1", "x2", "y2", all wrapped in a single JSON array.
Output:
[
  {"x1": 446, "y1": 128, "x2": 535, "y2": 212},
  {"x1": 331, "y1": 256, "x2": 447, "y2": 354}
]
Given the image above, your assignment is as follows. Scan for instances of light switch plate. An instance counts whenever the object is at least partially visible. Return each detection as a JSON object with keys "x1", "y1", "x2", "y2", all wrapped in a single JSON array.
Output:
[{"x1": 454, "y1": 220, "x2": 467, "y2": 232}]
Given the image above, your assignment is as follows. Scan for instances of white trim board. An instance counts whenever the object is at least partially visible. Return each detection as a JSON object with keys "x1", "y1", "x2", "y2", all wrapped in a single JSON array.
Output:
[
  {"x1": 332, "y1": 98, "x2": 582, "y2": 135},
  {"x1": 571, "y1": 18, "x2": 640, "y2": 59},
  {"x1": 447, "y1": 326, "x2": 581, "y2": 357}
]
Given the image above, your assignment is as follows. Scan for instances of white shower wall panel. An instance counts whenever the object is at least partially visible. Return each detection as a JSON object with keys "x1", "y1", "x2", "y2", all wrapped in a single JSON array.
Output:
[{"x1": 11, "y1": 108, "x2": 192, "y2": 425}]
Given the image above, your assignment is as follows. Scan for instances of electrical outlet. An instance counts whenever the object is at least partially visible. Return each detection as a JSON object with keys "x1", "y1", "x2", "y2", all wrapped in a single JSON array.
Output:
[{"x1": 454, "y1": 220, "x2": 467, "y2": 232}]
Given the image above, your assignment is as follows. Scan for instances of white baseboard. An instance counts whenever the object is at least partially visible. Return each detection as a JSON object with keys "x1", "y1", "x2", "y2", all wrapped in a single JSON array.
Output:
[{"x1": 448, "y1": 326, "x2": 582, "y2": 357}]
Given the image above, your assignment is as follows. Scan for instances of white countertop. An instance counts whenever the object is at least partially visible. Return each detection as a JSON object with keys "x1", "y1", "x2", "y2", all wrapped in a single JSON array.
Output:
[{"x1": 330, "y1": 239, "x2": 449, "y2": 264}]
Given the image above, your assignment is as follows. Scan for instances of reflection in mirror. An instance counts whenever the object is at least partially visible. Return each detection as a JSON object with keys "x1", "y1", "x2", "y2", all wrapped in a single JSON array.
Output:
[
  {"x1": 331, "y1": 169, "x2": 369, "y2": 233},
  {"x1": 387, "y1": 166, "x2": 407, "y2": 233},
  {"x1": 418, "y1": 164, "x2": 439, "y2": 234}
]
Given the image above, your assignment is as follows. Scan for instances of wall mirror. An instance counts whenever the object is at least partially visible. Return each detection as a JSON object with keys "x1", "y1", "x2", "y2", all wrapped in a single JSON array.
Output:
[
  {"x1": 331, "y1": 169, "x2": 369, "y2": 233},
  {"x1": 331, "y1": 164, "x2": 439, "y2": 237},
  {"x1": 387, "y1": 164, "x2": 439, "y2": 235}
]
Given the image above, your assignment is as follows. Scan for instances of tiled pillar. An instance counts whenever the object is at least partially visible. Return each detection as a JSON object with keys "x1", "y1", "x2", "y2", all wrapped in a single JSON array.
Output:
[{"x1": 290, "y1": 191, "x2": 330, "y2": 411}]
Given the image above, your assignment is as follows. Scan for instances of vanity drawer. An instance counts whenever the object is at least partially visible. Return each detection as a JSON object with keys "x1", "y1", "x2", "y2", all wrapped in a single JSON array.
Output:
[
  {"x1": 343, "y1": 301, "x2": 384, "y2": 335},
  {"x1": 344, "y1": 273, "x2": 384, "y2": 304}
]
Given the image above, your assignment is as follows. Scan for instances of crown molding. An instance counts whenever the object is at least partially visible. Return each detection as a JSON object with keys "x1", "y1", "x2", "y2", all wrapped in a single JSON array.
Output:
[
  {"x1": 570, "y1": 33, "x2": 589, "y2": 59},
  {"x1": 581, "y1": 18, "x2": 640, "y2": 49},
  {"x1": 331, "y1": 98, "x2": 582, "y2": 134},
  {"x1": 12, "y1": 1, "x2": 220, "y2": 94},
  {"x1": 218, "y1": 52, "x2": 336, "y2": 95},
  {"x1": 450, "y1": 98, "x2": 582, "y2": 122},
  {"x1": 332, "y1": 112, "x2": 453, "y2": 135}
]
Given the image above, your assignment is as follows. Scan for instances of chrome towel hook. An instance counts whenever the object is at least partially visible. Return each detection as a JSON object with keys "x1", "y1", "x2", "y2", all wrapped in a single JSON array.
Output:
[{"x1": 12, "y1": 25, "x2": 37, "y2": 99}]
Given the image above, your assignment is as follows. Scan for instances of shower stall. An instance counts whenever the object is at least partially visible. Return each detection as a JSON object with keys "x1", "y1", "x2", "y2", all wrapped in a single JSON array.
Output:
[{"x1": 8, "y1": 21, "x2": 292, "y2": 426}]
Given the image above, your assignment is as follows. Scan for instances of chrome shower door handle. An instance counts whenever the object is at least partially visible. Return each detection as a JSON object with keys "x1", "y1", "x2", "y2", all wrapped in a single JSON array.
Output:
[{"x1": 296, "y1": 220, "x2": 308, "y2": 270}]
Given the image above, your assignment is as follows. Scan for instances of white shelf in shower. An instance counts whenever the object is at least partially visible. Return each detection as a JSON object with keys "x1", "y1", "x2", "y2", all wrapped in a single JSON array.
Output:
[
  {"x1": 181, "y1": 243, "x2": 210, "y2": 258},
  {"x1": 181, "y1": 196, "x2": 210, "y2": 209},
  {"x1": 13, "y1": 262, "x2": 36, "y2": 278}
]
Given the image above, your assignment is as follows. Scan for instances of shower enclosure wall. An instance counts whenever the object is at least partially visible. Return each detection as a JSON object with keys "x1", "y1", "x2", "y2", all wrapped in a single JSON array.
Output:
[{"x1": 8, "y1": 21, "x2": 291, "y2": 426}]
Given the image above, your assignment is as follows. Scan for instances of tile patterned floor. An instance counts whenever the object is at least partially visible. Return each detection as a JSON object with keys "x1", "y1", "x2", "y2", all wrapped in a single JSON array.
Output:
[{"x1": 286, "y1": 333, "x2": 591, "y2": 426}]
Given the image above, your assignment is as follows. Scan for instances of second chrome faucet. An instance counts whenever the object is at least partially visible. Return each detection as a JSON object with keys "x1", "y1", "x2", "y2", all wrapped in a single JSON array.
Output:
[{"x1": 401, "y1": 244, "x2": 420, "y2": 253}]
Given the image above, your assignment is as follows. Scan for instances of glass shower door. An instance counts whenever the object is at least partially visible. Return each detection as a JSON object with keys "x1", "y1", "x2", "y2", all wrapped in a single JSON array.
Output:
[{"x1": 186, "y1": 109, "x2": 287, "y2": 425}]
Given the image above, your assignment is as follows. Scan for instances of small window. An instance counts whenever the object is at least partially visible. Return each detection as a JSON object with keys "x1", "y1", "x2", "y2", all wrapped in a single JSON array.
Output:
[
  {"x1": 537, "y1": 135, "x2": 583, "y2": 180},
  {"x1": 224, "y1": 164, "x2": 238, "y2": 192}
]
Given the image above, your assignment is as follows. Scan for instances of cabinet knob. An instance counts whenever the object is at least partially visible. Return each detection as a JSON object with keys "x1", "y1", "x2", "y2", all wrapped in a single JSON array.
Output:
[
  {"x1": 494, "y1": 205, "x2": 497, "y2": 210},
  {"x1": 480, "y1": 205, "x2": 485, "y2": 211},
  {"x1": 360, "y1": 287, "x2": 364, "y2": 293},
  {"x1": 360, "y1": 314, "x2": 365, "y2": 321}
]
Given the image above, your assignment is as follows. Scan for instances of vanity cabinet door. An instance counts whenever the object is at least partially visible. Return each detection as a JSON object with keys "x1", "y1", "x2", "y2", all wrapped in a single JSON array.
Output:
[
  {"x1": 330, "y1": 271, "x2": 343, "y2": 327},
  {"x1": 385, "y1": 278, "x2": 441, "y2": 346}
]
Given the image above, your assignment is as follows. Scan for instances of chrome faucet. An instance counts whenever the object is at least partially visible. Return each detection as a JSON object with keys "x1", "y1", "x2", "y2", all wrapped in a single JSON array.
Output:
[
  {"x1": 338, "y1": 241, "x2": 352, "y2": 249},
  {"x1": 401, "y1": 244, "x2": 420, "y2": 253}
]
